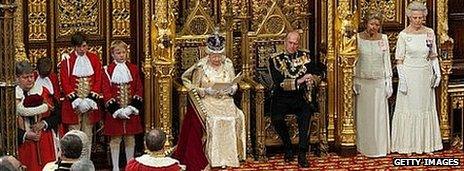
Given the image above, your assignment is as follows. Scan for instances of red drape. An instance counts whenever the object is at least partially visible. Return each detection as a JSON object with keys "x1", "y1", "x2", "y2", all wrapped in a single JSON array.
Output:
[{"x1": 172, "y1": 104, "x2": 208, "y2": 171}]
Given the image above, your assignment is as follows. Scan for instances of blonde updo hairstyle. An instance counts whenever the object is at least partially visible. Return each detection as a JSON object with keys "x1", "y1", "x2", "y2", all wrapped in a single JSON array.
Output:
[{"x1": 406, "y1": 1, "x2": 428, "y2": 17}]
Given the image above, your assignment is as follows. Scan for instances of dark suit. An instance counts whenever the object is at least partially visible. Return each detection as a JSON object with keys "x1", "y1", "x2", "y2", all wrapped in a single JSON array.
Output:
[{"x1": 268, "y1": 49, "x2": 324, "y2": 155}]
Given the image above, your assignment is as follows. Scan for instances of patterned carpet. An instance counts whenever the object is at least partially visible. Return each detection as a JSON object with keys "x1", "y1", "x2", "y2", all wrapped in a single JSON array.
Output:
[{"x1": 210, "y1": 149, "x2": 464, "y2": 171}]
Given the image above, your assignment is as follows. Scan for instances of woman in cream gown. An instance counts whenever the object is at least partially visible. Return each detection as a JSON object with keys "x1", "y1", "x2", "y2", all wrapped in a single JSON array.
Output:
[
  {"x1": 354, "y1": 13, "x2": 393, "y2": 157},
  {"x1": 391, "y1": 2, "x2": 443, "y2": 154},
  {"x1": 173, "y1": 32, "x2": 245, "y2": 170}
]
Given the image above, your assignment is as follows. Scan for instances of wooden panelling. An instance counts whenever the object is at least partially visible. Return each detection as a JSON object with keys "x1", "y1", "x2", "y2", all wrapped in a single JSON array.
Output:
[
  {"x1": 448, "y1": 0, "x2": 464, "y2": 78},
  {"x1": 24, "y1": 0, "x2": 143, "y2": 68}
]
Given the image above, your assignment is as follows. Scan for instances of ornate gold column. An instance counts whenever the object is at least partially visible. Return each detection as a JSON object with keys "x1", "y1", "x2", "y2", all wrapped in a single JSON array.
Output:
[
  {"x1": 0, "y1": 1, "x2": 17, "y2": 155},
  {"x1": 152, "y1": 0, "x2": 176, "y2": 146},
  {"x1": 335, "y1": 0, "x2": 358, "y2": 146},
  {"x1": 326, "y1": 0, "x2": 336, "y2": 142},
  {"x1": 13, "y1": 0, "x2": 25, "y2": 61},
  {"x1": 143, "y1": 0, "x2": 154, "y2": 130},
  {"x1": 436, "y1": 0, "x2": 453, "y2": 141}
]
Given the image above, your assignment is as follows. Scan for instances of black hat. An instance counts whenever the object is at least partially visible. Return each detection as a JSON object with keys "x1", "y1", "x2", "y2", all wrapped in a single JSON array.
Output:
[{"x1": 206, "y1": 29, "x2": 225, "y2": 54}]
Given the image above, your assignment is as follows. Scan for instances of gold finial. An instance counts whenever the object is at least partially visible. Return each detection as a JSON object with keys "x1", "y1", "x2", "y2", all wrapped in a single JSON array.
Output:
[{"x1": 15, "y1": 45, "x2": 28, "y2": 62}]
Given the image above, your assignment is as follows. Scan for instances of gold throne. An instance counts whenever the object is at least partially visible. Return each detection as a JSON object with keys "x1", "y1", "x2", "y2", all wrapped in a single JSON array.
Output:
[
  {"x1": 172, "y1": 1, "x2": 255, "y2": 159},
  {"x1": 242, "y1": 2, "x2": 328, "y2": 160}
]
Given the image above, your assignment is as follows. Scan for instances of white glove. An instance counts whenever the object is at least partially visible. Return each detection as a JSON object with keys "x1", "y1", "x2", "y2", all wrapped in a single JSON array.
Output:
[
  {"x1": 113, "y1": 108, "x2": 129, "y2": 119},
  {"x1": 83, "y1": 98, "x2": 98, "y2": 110},
  {"x1": 126, "y1": 105, "x2": 139, "y2": 115},
  {"x1": 353, "y1": 79, "x2": 360, "y2": 95},
  {"x1": 196, "y1": 88, "x2": 206, "y2": 97},
  {"x1": 385, "y1": 78, "x2": 393, "y2": 98},
  {"x1": 72, "y1": 98, "x2": 91, "y2": 113},
  {"x1": 122, "y1": 107, "x2": 133, "y2": 117},
  {"x1": 222, "y1": 85, "x2": 237, "y2": 95},
  {"x1": 204, "y1": 87, "x2": 218, "y2": 96},
  {"x1": 71, "y1": 98, "x2": 83, "y2": 109},
  {"x1": 431, "y1": 58, "x2": 441, "y2": 88},
  {"x1": 397, "y1": 65, "x2": 408, "y2": 94}
]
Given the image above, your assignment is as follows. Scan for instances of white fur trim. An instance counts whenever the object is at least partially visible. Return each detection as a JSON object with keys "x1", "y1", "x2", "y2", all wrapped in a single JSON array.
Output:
[
  {"x1": 16, "y1": 83, "x2": 44, "y2": 100},
  {"x1": 16, "y1": 86, "x2": 24, "y2": 100},
  {"x1": 16, "y1": 84, "x2": 48, "y2": 117},
  {"x1": 17, "y1": 103, "x2": 48, "y2": 117},
  {"x1": 135, "y1": 155, "x2": 180, "y2": 168},
  {"x1": 36, "y1": 77, "x2": 54, "y2": 95},
  {"x1": 72, "y1": 52, "x2": 95, "y2": 77}
]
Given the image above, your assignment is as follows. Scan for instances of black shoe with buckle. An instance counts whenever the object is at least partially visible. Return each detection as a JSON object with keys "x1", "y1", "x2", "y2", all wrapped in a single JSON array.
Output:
[
  {"x1": 298, "y1": 153, "x2": 309, "y2": 168},
  {"x1": 284, "y1": 151, "x2": 294, "y2": 162}
]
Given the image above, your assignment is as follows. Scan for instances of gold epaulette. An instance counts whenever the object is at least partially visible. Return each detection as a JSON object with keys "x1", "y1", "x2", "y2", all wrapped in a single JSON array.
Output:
[
  {"x1": 271, "y1": 52, "x2": 284, "y2": 59},
  {"x1": 300, "y1": 49, "x2": 310, "y2": 54}
]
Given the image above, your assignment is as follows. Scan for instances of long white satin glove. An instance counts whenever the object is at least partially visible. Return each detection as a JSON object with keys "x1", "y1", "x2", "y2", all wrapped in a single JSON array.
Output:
[
  {"x1": 431, "y1": 58, "x2": 441, "y2": 88},
  {"x1": 385, "y1": 78, "x2": 393, "y2": 98},
  {"x1": 397, "y1": 65, "x2": 408, "y2": 94},
  {"x1": 83, "y1": 98, "x2": 98, "y2": 110},
  {"x1": 113, "y1": 108, "x2": 129, "y2": 119},
  {"x1": 71, "y1": 98, "x2": 83, "y2": 109}
]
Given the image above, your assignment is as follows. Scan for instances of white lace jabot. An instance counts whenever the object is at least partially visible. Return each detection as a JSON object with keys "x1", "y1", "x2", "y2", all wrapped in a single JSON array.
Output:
[
  {"x1": 72, "y1": 52, "x2": 94, "y2": 77},
  {"x1": 111, "y1": 61, "x2": 133, "y2": 84}
]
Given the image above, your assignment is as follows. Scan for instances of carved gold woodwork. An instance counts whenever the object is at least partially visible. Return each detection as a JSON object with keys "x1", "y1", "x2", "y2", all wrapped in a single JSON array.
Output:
[
  {"x1": 151, "y1": 0, "x2": 177, "y2": 147},
  {"x1": 436, "y1": 0, "x2": 453, "y2": 142},
  {"x1": 246, "y1": 0, "x2": 329, "y2": 160},
  {"x1": 438, "y1": 40, "x2": 454, "y2": 141},
  {"x1": 56, "y1": 0, "x2": 102, "y2": 37},
  {"x1": 179, "y1": 1, "x2": 216, "y2": 36},
  {"x1": 14, "y1": 0, "x2": 26, "y2": 62},
  {"x1": 112, "y1": 0, "x2": 131, "y2": 37},
  {"x1": 359, "y1": 0, "x2": 403, "y2": 25},
  {"x1": 251, "y1": 0, "x2": 309, "y2": 32},
  {"x1": 0, "y1": 2, "x2": 18, "y2": 156},
  {"x1": 27, "y1": 0, "x2": 47, "y2": 41},
  {"x1": 449, "y1": 84, "x2": 464, "y2": 150},
  {"x1": 326, "y1": 0, "x2": 336, "y2": 143},
  {"x1": 142, "y1": 0, "x2": 153, "y2": 132},
  {"x1": 28, "y1": 48, "x2": 48, "y2": 65},
  {"x1": 57, "y1": 46, "x2": 104, "y2": 60},
  {"x1": 334, "y1": 0, "x2": 359, "y2": 146},
  {"x1": 172, "y1": 0, "x2": 255, "y2": 158}
]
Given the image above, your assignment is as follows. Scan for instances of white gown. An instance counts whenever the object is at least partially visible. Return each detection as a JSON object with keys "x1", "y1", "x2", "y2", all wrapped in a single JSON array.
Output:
[
  {"x1": 355, "y1": 34, "x2": 392, "y2": 157},
  {"x1": 182, "y1": 57, "x2": 246, "y2": 167},
  {"x1": 391, "y1": 28, "x2": 443, "y2": 154}
]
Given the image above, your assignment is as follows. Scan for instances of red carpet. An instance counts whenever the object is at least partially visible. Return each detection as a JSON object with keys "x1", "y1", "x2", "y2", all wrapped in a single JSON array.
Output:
[{"x1": 210, "y1": 149, "x2": 464, "y2": 170}]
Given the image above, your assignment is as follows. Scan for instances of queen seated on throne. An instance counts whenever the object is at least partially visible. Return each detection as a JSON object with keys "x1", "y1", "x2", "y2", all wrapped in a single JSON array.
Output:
[{"x1": 172, "y1": 31, "x2": 246, "y2": 170}]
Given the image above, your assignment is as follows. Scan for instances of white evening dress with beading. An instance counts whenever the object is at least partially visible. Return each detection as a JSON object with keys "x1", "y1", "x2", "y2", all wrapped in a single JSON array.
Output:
[
  {"x1": 355, "y1": 34, "x2": 392, "y2": 157},
  {"x1": 391, "y1": 29, "x2": 443, "y2": 154}
]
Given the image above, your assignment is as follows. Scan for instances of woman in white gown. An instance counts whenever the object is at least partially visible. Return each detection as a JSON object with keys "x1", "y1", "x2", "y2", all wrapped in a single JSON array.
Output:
[
  {"x1": 179, "y1": 31, "x2": 246, "y2": 169},
  {"x1": 354, "y1": 12, "x2": 393, "y2": 157},
  {"x1": 391, "y1": 1, "x2": 443, "y2": 154}
]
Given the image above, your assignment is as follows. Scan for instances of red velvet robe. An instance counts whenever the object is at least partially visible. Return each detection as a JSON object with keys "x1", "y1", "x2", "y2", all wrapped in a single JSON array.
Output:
[
  {"x1": 59, "y1": 51, "x2": 102, "y2": 125},
  {"x1": 16, "y1": 86, "x2": 57, "y2": 171},
  {"x1": 126, "y1": 155, "x2": 183, "y2": 171},
  {"x1": 172, "y1": 104, "x2": 208, "y2": 171},
  {"x1": 101, "y1": 62, "x2": 143, "y2": 135},
  {"x1": 34, "y1": 72, "x2": 61, "y2": 102}
]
